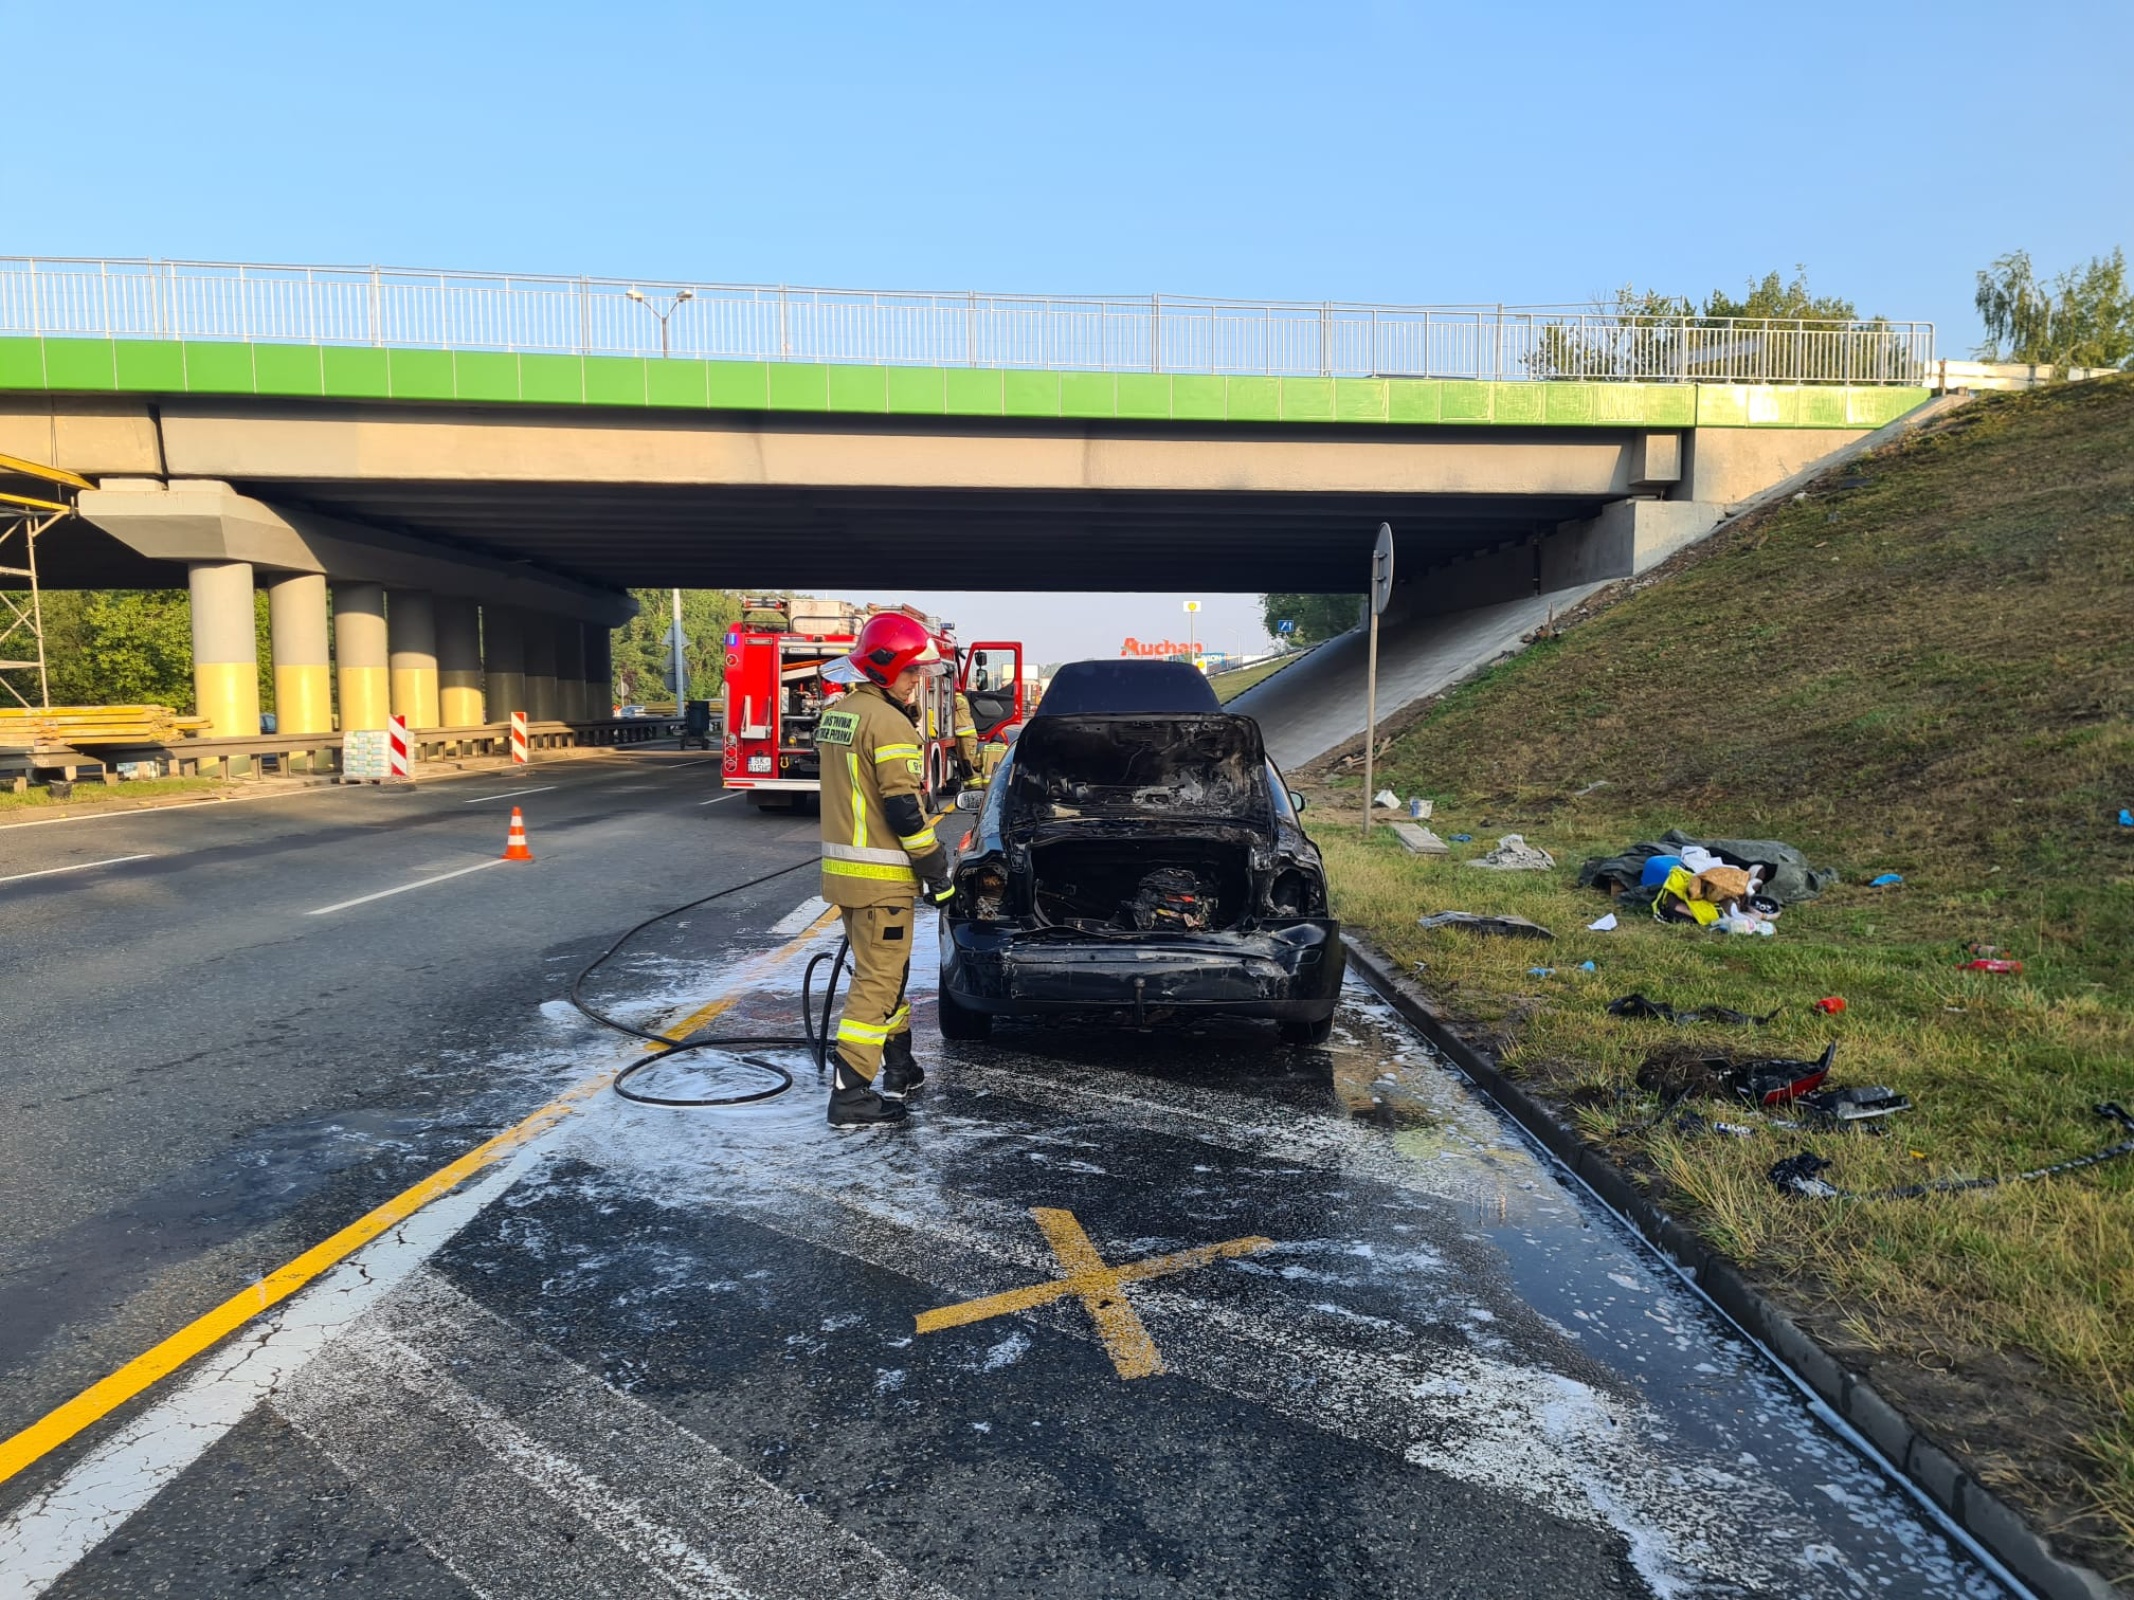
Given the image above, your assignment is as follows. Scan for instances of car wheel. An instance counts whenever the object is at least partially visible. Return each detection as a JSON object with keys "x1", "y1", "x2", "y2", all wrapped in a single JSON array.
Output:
[
  {"x1": 1277, "y1": 1015, "x2": 1334, "y2": 1046},
  {"x1": 937, "y1": 985, "x2": 992, "y2": 1041}
]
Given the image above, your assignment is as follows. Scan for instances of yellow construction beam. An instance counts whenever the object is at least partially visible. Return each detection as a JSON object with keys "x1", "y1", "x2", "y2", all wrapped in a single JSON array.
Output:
[
  {"x1": 0, "y1": 452, "x2": 92, "y2": 491},
  {"x1": 0, "y1": 488, "x2": 71, "y2": 515}
]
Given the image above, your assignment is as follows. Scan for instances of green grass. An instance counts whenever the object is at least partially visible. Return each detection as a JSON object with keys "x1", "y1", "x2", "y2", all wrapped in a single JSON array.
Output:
[
  {"x1": 0, "y1": 776, "x2": 226, "y2": 812},
  {"x1": 1308, "y1": 378, "x2": 2134, "y2": 1579},
  {"x1": 1210, "y1": 652, "x2": 1302, "y2": 703}
]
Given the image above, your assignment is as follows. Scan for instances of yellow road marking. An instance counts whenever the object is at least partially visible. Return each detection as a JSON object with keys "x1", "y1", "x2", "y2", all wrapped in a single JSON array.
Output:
[
  {"x1": 0, "y1": 903, "x2": 842, "y2": 1489},
  {"x1": 914, "y1": 1207, "x2": 1273, "y2": 1380},
  {"x1": 0, "y1": 1072, "x2": 607, "y2": 1487}
]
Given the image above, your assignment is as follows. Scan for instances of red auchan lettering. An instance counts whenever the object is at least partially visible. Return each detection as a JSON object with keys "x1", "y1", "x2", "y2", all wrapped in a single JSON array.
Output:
[{"x1": 1120, "y1": 637, "x2": 1203, "y2": 658}]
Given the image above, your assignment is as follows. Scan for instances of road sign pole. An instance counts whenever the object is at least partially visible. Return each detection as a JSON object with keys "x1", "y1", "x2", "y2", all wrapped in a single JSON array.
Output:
[
  {"x1": 1363, "y1": 608, "x2": 1379, "y2": 835},
  {"x1": 1363, "y1": 523, "x2": 1394, "y2": 837}
]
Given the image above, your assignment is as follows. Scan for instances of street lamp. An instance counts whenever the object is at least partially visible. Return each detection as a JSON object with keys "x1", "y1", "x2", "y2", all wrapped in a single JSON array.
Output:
[{"x1": 625, "y1": 287, "x2": 695, "y2": 357}]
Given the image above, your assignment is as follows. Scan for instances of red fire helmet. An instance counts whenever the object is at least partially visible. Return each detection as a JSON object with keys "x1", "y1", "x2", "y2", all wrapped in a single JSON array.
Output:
[{"x1": 830, "y1": 612, "x2": 947, "y2": 687}]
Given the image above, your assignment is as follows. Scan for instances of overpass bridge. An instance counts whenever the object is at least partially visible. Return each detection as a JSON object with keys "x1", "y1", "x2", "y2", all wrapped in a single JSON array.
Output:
[{"x1": 1, "y1": 256, "x2": 1934, "y2": 740}]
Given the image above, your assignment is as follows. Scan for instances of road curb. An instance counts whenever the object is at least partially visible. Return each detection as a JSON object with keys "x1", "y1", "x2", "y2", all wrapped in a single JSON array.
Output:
[{"x1": 1341, "y1": 931, "x2": 2126, "y2": 1600}]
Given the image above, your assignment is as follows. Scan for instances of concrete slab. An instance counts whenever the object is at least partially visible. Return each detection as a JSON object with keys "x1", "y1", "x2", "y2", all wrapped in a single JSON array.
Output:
[{"x1": 1233, "y1": 584, "x2": 1609, "y2": 772}]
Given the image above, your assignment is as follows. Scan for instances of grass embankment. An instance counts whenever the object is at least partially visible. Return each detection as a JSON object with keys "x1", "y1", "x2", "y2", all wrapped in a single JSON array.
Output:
[
  {"x1": 1210, "y1": 652, "x2": 1301, "y2": 703},
  {"x1": 1305, "y1": 378, "x2": 2134, "y2": 1579},
  {"x1": 0, "y1": 775, "x2": 226, "y2": 813}
]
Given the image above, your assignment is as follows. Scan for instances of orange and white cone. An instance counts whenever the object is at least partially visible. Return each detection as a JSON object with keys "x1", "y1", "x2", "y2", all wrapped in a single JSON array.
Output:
[{"x1": 501, "y1": 806, "x2": 535, "y2": 862}]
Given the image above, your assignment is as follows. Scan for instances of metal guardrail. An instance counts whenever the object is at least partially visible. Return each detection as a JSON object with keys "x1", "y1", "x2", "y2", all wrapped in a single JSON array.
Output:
[
  {"x1": 0, "y1": 257, "x2": 1935, "y2": 385},
  {"x1": 1, "y1": 716, "x2": 686, "y2": 788}
]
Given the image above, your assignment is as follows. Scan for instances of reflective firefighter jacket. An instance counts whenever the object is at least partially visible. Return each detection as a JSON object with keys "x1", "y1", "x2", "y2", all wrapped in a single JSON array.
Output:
[
  {"x1": 816, "y1": 682, "x2": 942, "y2": 908},
  {"x1": 952, "y1": 691, "x2": 980, "y2": 770}
]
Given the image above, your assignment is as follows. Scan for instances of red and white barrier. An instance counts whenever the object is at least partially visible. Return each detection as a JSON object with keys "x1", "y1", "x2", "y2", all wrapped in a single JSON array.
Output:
[
  {"x1": 387, "y1": 715, "x2": 411, "y2": 782},
  {"x1": 510, "y1": 711, "x2": 529, "y2": 765}
]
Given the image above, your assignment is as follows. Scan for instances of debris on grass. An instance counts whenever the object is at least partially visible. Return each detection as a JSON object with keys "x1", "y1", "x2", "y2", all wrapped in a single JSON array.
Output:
[
  {"x1": 1416, "y1": 910, "x2": 1554, "y2": 939},
  {"x1": 1868, "y1": 872, "x2": 1904, "y2": 887},
  {"x1": 1632, "y1": 1041, "x2": 1834, "y2": 1105},
  {"x1": 1813, "y1": 996, "x2": 1847, "y2": 1015},
  {"x1": 1801, "y1": 1085, "x2": 1912, "y2": 1126},
  {"x1": 1960, "y1": 957, "x2": 2025, "y2": 974},
  {"x1": 1606, "y1": 993, "x2": 1781, "y2": 1026},
  {"x1": 1578, "y1": 830, "x2": 1839, "y2": 904},
  {"x1": 1391, "y1": 822, "x2": 1449, "y2": 855},
  {"x1": 1465, "y1": 834, "x2": 1556, "y2": 871},
  {"x1": 1586, "y1": 912, "x2": 1618, "y2": 931},
  {"x1": 1772, "y1": 1103, "x2": 2134, "y2": 1201}
]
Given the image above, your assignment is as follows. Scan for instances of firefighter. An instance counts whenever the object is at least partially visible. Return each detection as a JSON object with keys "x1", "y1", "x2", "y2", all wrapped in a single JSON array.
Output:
[
  {"x1": 814, "y1": 612, "x2": 955, "y2": 1126},
  {"x1": 951, "y1": 689, "x2": 981, "y2": 785}
]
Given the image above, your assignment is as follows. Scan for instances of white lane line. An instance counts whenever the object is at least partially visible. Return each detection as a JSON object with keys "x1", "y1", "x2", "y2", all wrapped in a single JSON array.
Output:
[
  {"x1": 768, "y1": 895, "x2": 830, "y2": 937},
  {"x1": 461, "y1": 786, "x2": 557, "y2": 804},
  {"x1": 0, "y1": 1151, "x2": 536, "y2": 1598},
  {"x1": 277, "y1": 1274, "x2": 956, "y2": 1600},
  {"x1": 0, "y1": 920, "x2": 843, "y2": 1598},
  {"x1": 696, "y1": 792, "x2": 740, "y2": 806},
  {"x1": 304, "y1": 858, "x2": 505, "y2": 916},
  {"x1": 0, "y1": 853, "x2": 153, "y2": 887}
]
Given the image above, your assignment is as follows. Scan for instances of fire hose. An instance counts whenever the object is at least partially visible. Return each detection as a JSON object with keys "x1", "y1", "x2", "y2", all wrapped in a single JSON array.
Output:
[{"x1": 567, "y1": 856, "x2": 852, "y2": 1108}]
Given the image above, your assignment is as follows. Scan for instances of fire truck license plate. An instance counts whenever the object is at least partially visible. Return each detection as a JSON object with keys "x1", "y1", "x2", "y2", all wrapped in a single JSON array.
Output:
[{"x1": 747, "y1": 756, "x2": 773, "y2": 774}]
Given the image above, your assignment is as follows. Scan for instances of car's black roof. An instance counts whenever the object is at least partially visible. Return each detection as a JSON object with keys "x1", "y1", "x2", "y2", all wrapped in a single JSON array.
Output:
[{"x1": 1033, "y1": 660, "x2": 1222, "y2": 716}]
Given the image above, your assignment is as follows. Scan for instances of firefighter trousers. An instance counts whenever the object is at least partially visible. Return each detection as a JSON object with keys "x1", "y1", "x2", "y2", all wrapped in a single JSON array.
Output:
[{"x1": 833, "y1": 902, "x2": 913, "y2": 1080}]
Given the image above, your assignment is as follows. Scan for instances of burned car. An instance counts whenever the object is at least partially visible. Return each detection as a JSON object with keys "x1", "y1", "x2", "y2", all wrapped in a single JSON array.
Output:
[{"x1": 936, "y1": 660, "x2": 1343, "y2": 1044}]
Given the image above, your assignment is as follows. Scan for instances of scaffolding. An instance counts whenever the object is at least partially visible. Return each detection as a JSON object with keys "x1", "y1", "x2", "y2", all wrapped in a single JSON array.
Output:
[{"x1": 0, "y1": 452, "x2": 87, "y2": 711}]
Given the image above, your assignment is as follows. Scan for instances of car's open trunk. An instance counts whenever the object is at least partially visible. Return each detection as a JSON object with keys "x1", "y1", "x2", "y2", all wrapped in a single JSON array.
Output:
[
  {"x1": 1029, "y1": 832, "x2": 1253, "y2": 932},
  {"x1": 1002, "y1": 714, "x2": 1274, "y2": 934}
]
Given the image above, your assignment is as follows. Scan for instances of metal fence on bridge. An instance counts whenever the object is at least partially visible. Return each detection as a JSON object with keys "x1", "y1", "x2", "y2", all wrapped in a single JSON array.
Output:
[{"x1": 0, "y1": 257, "x2": 1935, "y2": 385}]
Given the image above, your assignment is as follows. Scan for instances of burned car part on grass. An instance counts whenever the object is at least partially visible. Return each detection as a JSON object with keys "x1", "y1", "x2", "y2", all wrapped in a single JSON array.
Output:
[{"x1": 937, "y1": 695, "x2": 1343, "y2": 1045}]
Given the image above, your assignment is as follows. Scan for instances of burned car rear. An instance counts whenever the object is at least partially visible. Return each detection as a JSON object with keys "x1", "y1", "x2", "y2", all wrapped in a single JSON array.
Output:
[{"x1": 936, "y1": 710, "x2": 1343, "y2": 1044}]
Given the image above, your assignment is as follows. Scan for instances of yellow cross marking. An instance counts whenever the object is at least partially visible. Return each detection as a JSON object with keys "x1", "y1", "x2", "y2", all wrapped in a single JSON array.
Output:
[{"x1": 914, "y1": 1207, "x2": 1273, "y2": 1380}]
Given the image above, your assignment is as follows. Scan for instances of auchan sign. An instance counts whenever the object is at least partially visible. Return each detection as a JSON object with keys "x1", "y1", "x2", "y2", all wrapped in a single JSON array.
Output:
[{"x1": 1121, "y1": 637, "x2": 1203, "y2": 658}]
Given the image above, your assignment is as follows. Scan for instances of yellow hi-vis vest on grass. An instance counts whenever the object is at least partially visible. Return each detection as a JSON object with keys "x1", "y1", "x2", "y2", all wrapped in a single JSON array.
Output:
[{"x1": 816, "y1": 682, "x2": 935, "y2": 910}]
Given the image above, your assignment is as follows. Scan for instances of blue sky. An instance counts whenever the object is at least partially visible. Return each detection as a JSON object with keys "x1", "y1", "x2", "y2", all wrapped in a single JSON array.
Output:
[{"x1": 14, "y1": 0, "x2": 2128, "y2": 662}]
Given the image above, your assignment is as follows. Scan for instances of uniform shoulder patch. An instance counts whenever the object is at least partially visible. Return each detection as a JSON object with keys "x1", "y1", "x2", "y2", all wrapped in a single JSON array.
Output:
[{"x1": 817, "y1": 708, "x2": 860, "y2": 746}]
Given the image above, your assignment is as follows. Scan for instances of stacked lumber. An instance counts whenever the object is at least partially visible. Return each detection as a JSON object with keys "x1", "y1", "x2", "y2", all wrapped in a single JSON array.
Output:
[{"x1": 0, "y1": 705, "x2": 213, "y2": 747}]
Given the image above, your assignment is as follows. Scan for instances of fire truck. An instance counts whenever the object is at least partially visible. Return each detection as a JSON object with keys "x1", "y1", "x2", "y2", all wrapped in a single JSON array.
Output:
[{"x1": 720, "y1": 596, "x2": 1024, "y2": 811}]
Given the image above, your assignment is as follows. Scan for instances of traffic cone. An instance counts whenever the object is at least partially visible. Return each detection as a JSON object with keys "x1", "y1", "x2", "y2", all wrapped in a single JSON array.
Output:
[{"x1": 501, "y1": 806, "x2": 535, "y2": 862}]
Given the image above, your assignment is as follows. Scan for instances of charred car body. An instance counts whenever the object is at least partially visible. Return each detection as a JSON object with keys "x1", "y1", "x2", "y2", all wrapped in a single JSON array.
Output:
[{"x1": 936, "y1": 661, "x2": 1343, "y2": 1044}]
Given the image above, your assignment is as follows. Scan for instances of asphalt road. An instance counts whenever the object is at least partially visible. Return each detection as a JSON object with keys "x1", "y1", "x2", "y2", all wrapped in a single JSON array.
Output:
[{"x1": 0, "y1": 757, "x2": 2008, "y2": 1597}]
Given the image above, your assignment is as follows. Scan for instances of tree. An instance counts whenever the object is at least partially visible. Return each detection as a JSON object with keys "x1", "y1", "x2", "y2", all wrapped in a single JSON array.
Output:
[
  {"x1": 608, "y1": 588, "x2": 746, "y2": 705},
  {"x1": 1703, "y1": 267, "x2": 1857, "y2": 324},
  {"x1": 1975, "y1": 247, "x2": 2133, "y2": 369},
  {"x1": 37, "y1": 589, "x2": 200, "y2": 710},
  {"x1": 1260, "y1": 593, "x2": 1361, "y2": 647},
  {"x1": 1528, "y1": 271, "x2": 1868, "y2": 380},
  {"x1": 1530, "y1": 285, "x2": 1694, "y2": 380}
]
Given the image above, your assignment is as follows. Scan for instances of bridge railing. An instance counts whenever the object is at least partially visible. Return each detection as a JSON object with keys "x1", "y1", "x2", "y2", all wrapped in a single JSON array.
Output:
[{"x1": 0, "y1": 258, "x2": 1935, "y2": 385}]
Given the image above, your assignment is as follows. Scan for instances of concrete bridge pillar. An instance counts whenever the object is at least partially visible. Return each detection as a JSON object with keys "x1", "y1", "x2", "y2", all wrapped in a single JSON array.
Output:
[
  {"x1": 435, "y1": 597, "x2": 484, "y2": 727},
  {"x1": 387, "y1": 590, "x2": 441, "y2": 730},
  {"x1": 522, "y1": 613, "x2": 559, "y2": 723},
  {"x1": 188, "y1": 560, "x2": 261, "y2": 740},
  {"x1": 482, "y1": 607, "x2": 525, "y2": 722},
  {"x1": 333, "y1": 582, "x2": 390, "y2": 731},
  {"x1": 584, "y1": 625, "x2": 613, "y2": 718},
  {"x1": 554, "y1": 617, "x2": 587, "y2": 724},
  {"x1": 265, "y1": 573, "x2": 331, "y2": 737}
]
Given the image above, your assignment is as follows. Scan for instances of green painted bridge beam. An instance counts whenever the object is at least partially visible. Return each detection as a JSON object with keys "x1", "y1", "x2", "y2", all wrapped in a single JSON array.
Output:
[{"x1": 0, "y1": 337, "x2": 1928, "y2": 431}]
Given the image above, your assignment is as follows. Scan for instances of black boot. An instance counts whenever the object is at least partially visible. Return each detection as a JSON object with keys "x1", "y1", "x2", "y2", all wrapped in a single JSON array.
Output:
[
  {"x1": 878, "y1": 1032, "x2": 926, "y2": 1100},
  {"x1": 828, "y1": 1054, "x2": 908, "y2": 1127}
]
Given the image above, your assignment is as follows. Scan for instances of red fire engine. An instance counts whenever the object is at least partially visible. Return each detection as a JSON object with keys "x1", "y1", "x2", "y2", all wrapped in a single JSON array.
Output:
[{"x1": 721, "y1": 596, "x2": 1024, "y2": 811}]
